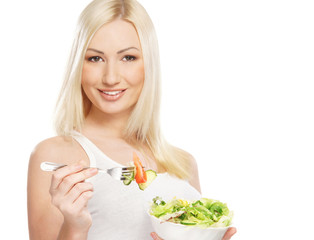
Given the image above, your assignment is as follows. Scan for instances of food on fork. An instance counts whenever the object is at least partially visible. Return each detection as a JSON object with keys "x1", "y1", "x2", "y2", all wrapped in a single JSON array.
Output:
[
  {"x1": 133, "y1": 151, "x2": 147, "y2": 183},
  {"x1": 123, "y1": 152, "x2": 157, "y2": 190}
]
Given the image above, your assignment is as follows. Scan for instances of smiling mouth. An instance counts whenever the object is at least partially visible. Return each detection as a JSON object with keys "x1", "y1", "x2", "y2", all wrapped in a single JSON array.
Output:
[
  {"x1": 99, "y1": 89, "x2": 126, "y2": 96},
  {"x1": 98, "y1": 89, "x2": 127, "y2": 101}
]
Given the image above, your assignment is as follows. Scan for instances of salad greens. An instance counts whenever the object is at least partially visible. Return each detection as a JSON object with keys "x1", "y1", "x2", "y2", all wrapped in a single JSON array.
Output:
[{"x1": 150, "y1": 197, "x2": 233, "y2": 228}]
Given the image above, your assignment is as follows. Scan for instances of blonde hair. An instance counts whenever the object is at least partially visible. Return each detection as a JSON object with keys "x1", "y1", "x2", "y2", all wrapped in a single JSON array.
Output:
[{"x1": 54, "y1": 0, "x2": 192, "y2": 179}]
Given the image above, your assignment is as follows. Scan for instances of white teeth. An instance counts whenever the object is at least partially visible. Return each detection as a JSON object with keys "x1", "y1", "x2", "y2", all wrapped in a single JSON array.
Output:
[{"x1": 102, "y1": 90, "x2": 122, "y2": 96}]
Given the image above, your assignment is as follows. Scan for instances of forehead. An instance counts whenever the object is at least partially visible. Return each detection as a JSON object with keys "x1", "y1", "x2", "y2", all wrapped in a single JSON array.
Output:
[{"x1": 88, "y1": 19, "x2": 141, "y2": 50}]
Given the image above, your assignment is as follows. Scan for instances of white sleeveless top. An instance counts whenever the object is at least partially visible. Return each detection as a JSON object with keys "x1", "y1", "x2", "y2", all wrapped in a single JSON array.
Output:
[{"x1": 72, "y1": 131, "x2": 201, "y2": 240}]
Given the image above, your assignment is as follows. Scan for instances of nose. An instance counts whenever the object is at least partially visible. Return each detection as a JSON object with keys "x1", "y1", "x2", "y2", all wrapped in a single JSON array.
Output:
[{"x1": 102, "y1": 61, "x2": 120, "y2": 86}]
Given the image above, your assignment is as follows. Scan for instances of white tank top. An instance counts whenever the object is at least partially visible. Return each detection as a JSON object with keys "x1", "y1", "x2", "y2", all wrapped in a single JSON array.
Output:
[{"x1": 72, "y1": 131, "x2": 201, "y2": 240}]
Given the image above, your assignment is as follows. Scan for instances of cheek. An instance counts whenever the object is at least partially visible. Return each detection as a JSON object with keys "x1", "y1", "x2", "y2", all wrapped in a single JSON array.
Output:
[
  {"x1": 128, "y1": 64, "x2": 145, "y2": 87},
  {"x1": 82, "y1": 64, "x2": 101, "y2": 86},
  {"x1": 81, "y1": 65, "x2": 99, "y2": 101}
]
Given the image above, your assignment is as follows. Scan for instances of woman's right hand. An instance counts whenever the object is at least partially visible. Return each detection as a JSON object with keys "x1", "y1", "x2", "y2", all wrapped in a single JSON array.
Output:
[{"x1": 49, "y1": 162, "x2": 98, "y2": 234}]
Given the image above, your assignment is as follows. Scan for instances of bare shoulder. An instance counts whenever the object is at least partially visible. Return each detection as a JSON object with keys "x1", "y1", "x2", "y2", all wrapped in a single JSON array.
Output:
[
  {"x1": 180, "y1": 149, "x2": 202, "y2": 194},
  {"x1": 29, "y1": 135, "x2": 87, "y2": 166},
  {"x1": 175, "y1": 147, "x2": 199, "y2": 173},
  {"x1": 28, "y1": 135, "x2": 89, "y2": 186},
  {"x1": 185, "y1": 151, "x2": 198, "y2": 170}
]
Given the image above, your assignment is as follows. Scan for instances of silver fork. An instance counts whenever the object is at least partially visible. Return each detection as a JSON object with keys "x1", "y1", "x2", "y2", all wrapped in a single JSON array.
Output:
[{"x1": 40, "y1": 162, "x2": 134, "y2": 181}]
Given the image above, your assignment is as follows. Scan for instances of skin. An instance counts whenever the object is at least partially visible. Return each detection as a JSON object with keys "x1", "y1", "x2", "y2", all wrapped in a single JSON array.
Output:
[
  {"x1": 27, "y1": 19, "x2": 236, "y2": 239},
  {"x1": 82, "y1": 20, "x2": 145, "y2": 124}
]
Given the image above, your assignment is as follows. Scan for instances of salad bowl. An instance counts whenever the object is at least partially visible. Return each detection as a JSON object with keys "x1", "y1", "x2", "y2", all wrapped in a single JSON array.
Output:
[
  {"x1": 148, "y1": 197, "x2": 233, "y2": 240},
  {"x1": 150, "y1": 215, "x2": 230, "y2": 240}
]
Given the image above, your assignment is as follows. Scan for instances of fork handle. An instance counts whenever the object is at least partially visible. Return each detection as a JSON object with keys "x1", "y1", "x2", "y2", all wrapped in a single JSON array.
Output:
[
  {"x1": 40, "y1": 162, "x2": 67, "y2": 171},
  {"x1": 40, "y1": 161, "x2": 107, "y2": 173}
]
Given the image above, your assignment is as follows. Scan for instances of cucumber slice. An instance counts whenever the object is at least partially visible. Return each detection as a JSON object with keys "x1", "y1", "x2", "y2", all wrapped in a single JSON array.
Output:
[
  {"x1": 123, "y1": 170, "x2": 135, "y2": 185},
  {"x1": 180, "y1": 220, "x2": 197, "y2": 225},
  {"x1": 138, "y1": 170, "x2": 157, "y2": 190}
]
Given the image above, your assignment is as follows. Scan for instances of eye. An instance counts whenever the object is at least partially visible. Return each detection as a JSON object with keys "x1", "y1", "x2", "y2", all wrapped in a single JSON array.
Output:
[
  {"x1": 88, "y1": 56, "x2": 104, "y2": 62},
  {"x1": 122, "y1": 55, "x2": 136, "y2": 62}
]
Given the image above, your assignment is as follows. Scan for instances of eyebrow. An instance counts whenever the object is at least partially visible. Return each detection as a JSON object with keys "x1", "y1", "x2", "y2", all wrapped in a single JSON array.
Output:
[
  {"x1": 117, "y1": 47, "x2": 140, "y2": 54},
  {"x1": 87, "y1": 48, "x2": 104, "y2": 54},
  {"x1": 86, "y1": 47, "x2": 140, "y2": 55}
]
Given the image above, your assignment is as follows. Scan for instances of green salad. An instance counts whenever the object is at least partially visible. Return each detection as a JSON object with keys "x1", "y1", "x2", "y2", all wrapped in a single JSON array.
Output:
[{"x1": 150, "y1": 197, "x2": 233, "y2": 228}]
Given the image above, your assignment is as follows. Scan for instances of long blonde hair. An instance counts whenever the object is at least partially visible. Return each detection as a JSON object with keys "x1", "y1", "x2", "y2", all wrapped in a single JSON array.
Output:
[{"x1": 54, "y1": 0, "x2": 192, "y2": 180}]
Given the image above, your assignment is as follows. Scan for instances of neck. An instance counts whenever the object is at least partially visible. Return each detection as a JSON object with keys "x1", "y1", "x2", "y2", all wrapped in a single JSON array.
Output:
[{"x1": 83, "y1": 106, "x2": 131, "y2": 139}]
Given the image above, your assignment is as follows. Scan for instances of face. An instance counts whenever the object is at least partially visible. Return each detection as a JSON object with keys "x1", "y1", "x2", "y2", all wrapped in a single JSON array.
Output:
[{"x1": 82, "y1": 19, "x2": 144, "y2": 118}]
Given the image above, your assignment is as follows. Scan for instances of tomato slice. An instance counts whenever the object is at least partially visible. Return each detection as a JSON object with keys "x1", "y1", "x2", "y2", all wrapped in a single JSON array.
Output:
[{"x1": 133, "y1": 152, "x2": 147, "y2": 184}]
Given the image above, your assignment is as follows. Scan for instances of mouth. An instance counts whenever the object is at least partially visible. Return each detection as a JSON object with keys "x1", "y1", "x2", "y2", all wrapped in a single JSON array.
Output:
[
  {"x1": 98, "y1": 89, "x2": 127, "y2": 101},
  {"x1": 101, "y1": 90, "x2": 125, "y2": 96}
]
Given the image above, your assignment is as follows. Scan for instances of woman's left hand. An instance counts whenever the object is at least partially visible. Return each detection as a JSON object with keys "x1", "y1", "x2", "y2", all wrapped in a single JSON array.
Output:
[
  {"x1": 222, "y1": 227, "x2": 237, "y2": 240},
  {"x1": 150, "y1": 227, "x2": 237, "y2": 240}
]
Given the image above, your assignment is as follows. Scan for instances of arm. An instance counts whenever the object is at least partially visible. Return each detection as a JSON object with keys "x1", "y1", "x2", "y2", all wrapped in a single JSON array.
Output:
[
  {"x1": 28, "y1": 139, "x2": 63, "y2": 239},
  {"x1": 27, "y1": 138, "x2": 97, "y2": 240}
]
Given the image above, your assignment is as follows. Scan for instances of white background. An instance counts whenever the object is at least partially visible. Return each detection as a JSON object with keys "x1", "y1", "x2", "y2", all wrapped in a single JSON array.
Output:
[{"x1": 0, "y1": 0, "x2": 313, "y2": 239}]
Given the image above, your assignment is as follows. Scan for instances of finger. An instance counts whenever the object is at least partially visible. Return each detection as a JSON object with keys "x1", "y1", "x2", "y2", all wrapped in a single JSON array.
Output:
[
  {"x1": 150, "y1": 232, "x2": 163, "y2": 240},
  {"x1": 58, "y1": 168, "x2": 98, "y2": 195},
  {"x1": 72, "y1": 190, "x2": 94, "y2": 210},
  {"x1": 50, "y1": 164, "x2": 83, "y2": 191},
  {"x1": 66, "y1": 182, "x2": 94, "y2": 203},
  {"x1": 222, "y1": 227, "x2": 237, "y2": 240}
]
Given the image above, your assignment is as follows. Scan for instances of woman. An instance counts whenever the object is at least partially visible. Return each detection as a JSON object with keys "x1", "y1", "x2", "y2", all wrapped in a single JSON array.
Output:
[{"x1": 27, "y1": 0, "x2": 236, "y2": 239}]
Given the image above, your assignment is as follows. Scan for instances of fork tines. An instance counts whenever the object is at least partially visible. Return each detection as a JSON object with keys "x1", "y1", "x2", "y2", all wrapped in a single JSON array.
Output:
[
  {"x1": 120, "y1": 167, "x2": 134, "y2": 180},
  {"x1": 121, "y1": 167, "x2": 135, "y2": 170}
]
